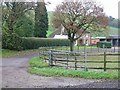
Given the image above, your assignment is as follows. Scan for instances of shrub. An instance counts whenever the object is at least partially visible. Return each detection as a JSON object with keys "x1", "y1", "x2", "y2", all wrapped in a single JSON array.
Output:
[
  {"x1": 2, "y1": 32, "x2": 23, "y2": 51},
  {"x1": 22, "y1": 37, "x2": 70, "y2": 50},
  {"x1": 97, "y1": 41, "x2": 111, "y2": 48}
]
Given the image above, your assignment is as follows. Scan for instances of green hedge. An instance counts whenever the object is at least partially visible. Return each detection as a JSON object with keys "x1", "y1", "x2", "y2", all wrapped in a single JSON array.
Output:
[
  {"x1": 22, "y1": 37, "x2": 70, "y2": 50},
  {"x1": 97, "y1": 41, "x2": 111, "y2": 48},
  {"x1": 3, "y1": 35, "x2": 70, "y2": 50},
  {"x1": 2, "y1": 32, "x2": 23, "y2": 51}
]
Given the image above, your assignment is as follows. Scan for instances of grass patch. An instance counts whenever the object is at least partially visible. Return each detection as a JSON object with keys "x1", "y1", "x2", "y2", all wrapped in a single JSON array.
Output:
[
  {"x1": 28, "y1": 57, "x2": 118, "y2": 79},
  {"x1": 1, "y1": 49, "x2": 18, "y2": 57},
  {"x1": 109, "y1": 26, "x2": 119, "y2": 35},
  {"x1": 1, "y1": 49, "x2": 38, "y2": 57},
  {"x1": 51, "y1": 45, "x2": 97, "y2": 51},
  {"x1": 47, "y1": 25, "x2": 54, "y2": 37}
]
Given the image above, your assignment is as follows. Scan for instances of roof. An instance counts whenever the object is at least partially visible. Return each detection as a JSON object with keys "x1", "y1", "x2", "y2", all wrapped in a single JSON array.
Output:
[
  {"x1": 48, "y1": 29, "x2": 67, "y2": 38},
  {"x1": 95, "y1": 37, "x2": 106, "y2": 39},
  {"x1": 54, "y1": 35, "x2": 68, "y2": 39},
  {"x1": 109, "y1": 35, "x2": 120, "y2": 39}
]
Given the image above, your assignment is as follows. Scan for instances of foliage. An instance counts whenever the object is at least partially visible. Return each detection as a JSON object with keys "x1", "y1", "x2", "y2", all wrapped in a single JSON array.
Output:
[
  {"x1": 2, "y1": 2, "x2": 35, "y2": 50},
  {"x1": 2, "y1": 35, "x2": 70, "y2": 50},
  {"x1": 90, "y1": 27, "x2": 109, "y2": 37},
  {"x1": 108, "y1": 16, "x2": 120, "y2": 28},
  {"x1": 2, "y1": 2, "x2": 34, "y2": 34},
  {"x1": 13, "y1": 10, "x2": 35, "y2": 37},
  {"x1": 34, "y1": 1, "x2": 48, "y2": 37},
  {"x1": 52, "y1": 0, "x2": 108, "y2": 51},
  {"x1": 47, "y1": 25, "x2": 55, "y2": 37},
  {"x1": 48, "y1": 12, "x2": 119, "y2": 37},
  {"x1": 28, "y1": 57, "x2": 118, "y2": 79},
  {"x1": 22, "y1": 37, "x2": 70, "y2": 50},
  {"x1": 2, "y1": 31, "x2": 23, "y2": 51}
]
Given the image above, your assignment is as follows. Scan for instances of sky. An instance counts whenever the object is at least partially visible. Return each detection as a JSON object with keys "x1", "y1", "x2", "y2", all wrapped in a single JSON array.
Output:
[{"x1": 44, "y1": 0, "x2": 119, "y2": 19}]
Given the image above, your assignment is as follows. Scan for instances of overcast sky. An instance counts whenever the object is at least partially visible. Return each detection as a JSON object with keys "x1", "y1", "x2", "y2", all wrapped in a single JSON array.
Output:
[{"x1": 44, "y1": 0, "x2": 119, "y2": 19}]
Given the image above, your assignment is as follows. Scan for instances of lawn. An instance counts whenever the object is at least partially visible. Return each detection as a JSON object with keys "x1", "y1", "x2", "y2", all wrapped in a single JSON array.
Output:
[
  {"x1": 28, "y1": 57, "x2": 118, "y2": 79},
  {"x1": 39, "y1": 45, "x2": 97, "y2": 51}
]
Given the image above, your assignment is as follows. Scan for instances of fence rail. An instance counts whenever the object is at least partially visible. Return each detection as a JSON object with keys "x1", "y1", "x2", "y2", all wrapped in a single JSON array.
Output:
[{"x1": 39, "y1": 49, "x2": 119, "y2": 71}]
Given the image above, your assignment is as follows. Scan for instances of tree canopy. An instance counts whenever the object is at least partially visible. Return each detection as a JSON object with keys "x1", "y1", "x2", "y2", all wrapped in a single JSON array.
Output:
[
  {"x1": 52, "y1": 0, "x2": 108, "y2": 51},
  {"x1": 34, "y1": 1, "x2": 48, "y2": 38},
  {"x1": 2, "y1": 1, "x2": 48, "y2": 50}
]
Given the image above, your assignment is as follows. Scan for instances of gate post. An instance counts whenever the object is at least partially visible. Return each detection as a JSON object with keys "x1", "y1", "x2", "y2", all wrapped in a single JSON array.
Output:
[
  {"x1": 48, "y1": 50, "x2": 53, "y2": 66},
  {"x1": 104, "y1": 52, "x2": 107, "y2": 71}
]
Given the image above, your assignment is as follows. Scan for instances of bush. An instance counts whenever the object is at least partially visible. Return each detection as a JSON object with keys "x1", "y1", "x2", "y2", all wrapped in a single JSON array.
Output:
[
  {"x1": 2, "y1": 32, "x2": 23, "y2": 51},
  {"x1": 97, "y1": 41, "x2": 111, "y2": 48},
  {"x1": 22, "y1": 37, "x2": 70, "y2": 50},
  {"x1": 2, "y1": 35, "x2": 70, "y2": 50}
]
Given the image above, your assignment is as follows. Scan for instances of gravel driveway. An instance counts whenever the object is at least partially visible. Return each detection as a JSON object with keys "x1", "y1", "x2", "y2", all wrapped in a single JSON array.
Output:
[{"x1": 1, "y1": 52, "x2": 119, "y2": 88}]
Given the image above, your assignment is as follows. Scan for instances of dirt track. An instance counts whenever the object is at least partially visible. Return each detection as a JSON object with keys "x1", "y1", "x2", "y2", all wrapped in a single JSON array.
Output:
[{"x1": 1, "y1": 52, "x2": 119, "y2": 88}]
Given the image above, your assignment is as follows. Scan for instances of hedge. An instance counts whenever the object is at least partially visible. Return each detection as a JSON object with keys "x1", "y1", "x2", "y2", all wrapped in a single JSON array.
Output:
[
  {"x1": 2, "y1": 32, "x2": 23, "y2": 51},
  {"x1": 97, "y1": 41, "x2": 111, "y2": 48},
  {"x1": 22, "y1": 37, "x2": 70, "y2": 50}
]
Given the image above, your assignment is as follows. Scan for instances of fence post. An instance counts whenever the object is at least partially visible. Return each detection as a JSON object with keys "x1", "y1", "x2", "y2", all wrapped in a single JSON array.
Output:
[
  {"x1": 77, "y1": 45, "x2": 79, "y2": 52},
  {"x1": 66, "y1": 53, "x2": 69, "y2": 69},
  {"x1": 104, "y1": 52, "x2": 107, "y2": 71},
  {"x1": 39, "y1": 49, "x2": 41, "y2": 58},
  {"x1": 39, "y1": 48, "x2": 42, "y2": 58},
  {"x1": 84, "y1": 47, "x2": 88, "y2": 71},
  {"x1": 90, "y1": 45, "x2": 92, "y2": 52},
  {"x1": 48, "y1": 50, "x2": 53, "y2": 66},
  {"x1": 75, "y1": 53, "x2": 77, "y2": 70},
  {"x1": 114, "y1": 46, "x2": 115, "y2": 52},
  {"x1": 84, "y1": 45, "x2": 85, "y2": 54},
  {"x1": 98, "y1": 47, "x2": 99, "y2": 52},
  {"x1": 43, "y1": 50, "x2": 46, "y2": 62}
]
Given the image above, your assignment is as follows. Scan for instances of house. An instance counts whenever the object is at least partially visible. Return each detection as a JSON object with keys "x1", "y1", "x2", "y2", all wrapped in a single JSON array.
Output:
[
  {"x1": 49, "y1": 25, "x2": 92, "y2": 46},
  {"x1": 89, "y1": 37, "x2": 100, "y2": 45},
  {"x1": 49, "y1": 25, "x2": 120, "y2": 47},
  {"x1": 77, "y1": 31, "x2": 91, "y2": 46}
]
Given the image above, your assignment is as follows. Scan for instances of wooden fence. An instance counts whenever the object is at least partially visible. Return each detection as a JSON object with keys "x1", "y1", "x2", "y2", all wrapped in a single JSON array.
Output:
[{"x1": 39, "y1": 49, "x2": 120, "y2": 71}]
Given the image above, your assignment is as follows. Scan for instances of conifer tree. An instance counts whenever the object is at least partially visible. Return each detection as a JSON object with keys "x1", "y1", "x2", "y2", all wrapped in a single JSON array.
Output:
[{"x1": 34, "y1": 1, "x2": 48, "y2": 37}]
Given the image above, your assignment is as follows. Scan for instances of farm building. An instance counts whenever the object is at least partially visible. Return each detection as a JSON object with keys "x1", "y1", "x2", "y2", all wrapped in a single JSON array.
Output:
[
  {"x1": 97, "y1": 35, "x2": 120, "y2": 47},
  {"x1": 49, "y1": 25, "x2": 120, "y2": 47},
  {"x1": 49, "y1": 25, "x2": 92, "y2": 46}
]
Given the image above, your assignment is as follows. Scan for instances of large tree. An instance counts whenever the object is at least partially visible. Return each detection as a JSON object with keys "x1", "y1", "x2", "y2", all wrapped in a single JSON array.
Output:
[
  {"x1": 14, "y1": 10, "x2": 35, "y2": 37},
  {"x1": 34, "y1": 0, "x2": 48, "y2": 37},
  {"x1": 2, "y1": 2, "x2": 34, "y2": 34},
  {"x1": 52, "y1": 0, "x2": 108, "y2": 51},
  {"x1": 2, "y1": 2, "x2": 35, "y2": 50}
]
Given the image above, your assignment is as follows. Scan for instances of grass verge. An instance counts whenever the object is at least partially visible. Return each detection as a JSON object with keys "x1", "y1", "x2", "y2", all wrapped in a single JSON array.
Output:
[
  {"x1": 28, "y1": 57, "x2": 118, "y2": 79},
  {"x1": 1, "y1": 49, "x2": 38, "y2": 57}
]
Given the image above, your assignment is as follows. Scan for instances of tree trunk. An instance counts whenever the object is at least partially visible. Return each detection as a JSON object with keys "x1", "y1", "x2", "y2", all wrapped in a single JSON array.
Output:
[{"x1": 70, "y1": 40, "x2": 74, "y2": 52}]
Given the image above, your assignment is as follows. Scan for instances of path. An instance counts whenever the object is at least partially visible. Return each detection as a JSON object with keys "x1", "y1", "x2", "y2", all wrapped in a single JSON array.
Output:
[{"x1": 1, "y1": 51, "x2": 119, "y2": 88}]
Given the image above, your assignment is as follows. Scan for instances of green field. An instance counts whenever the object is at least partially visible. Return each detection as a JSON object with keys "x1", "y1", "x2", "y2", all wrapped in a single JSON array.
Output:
[{"x1": 109, "y1": 26, "x2": 119, "y2": 35}]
